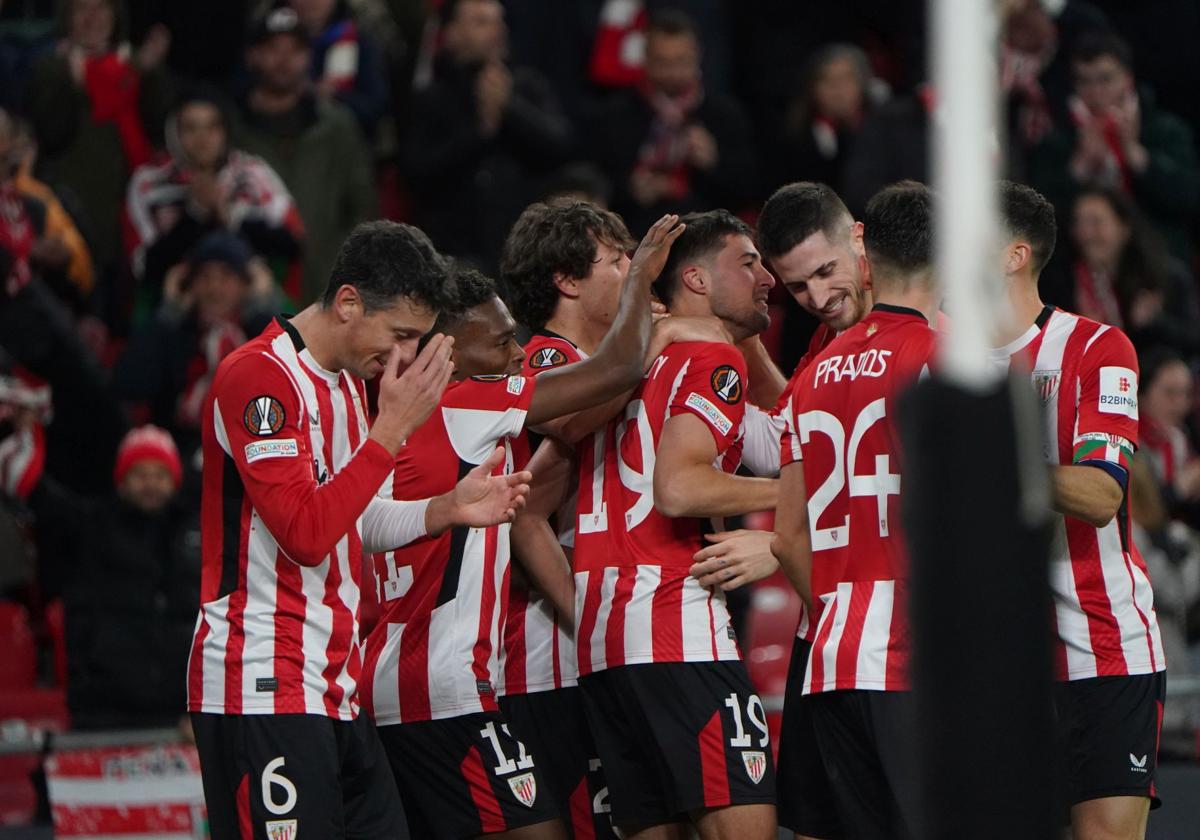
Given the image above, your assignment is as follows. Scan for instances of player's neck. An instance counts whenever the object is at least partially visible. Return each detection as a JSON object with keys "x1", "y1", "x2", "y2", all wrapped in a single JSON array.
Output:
[
  {"x1": 544, "y1": 309, "x2": 606, "y2": 356},
  {"x1": 993, "y1": 276, "x2": 1046, "y2": 347},
  {"x1": 872, "y1": 279, "x2": 939, "y2": 325},
  {"x1": 288, "y1": 305, "x2": 343, "y2": 372}
]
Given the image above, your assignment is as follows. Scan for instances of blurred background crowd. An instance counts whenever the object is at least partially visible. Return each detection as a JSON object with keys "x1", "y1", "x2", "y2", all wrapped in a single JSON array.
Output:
[{"x1": 0, "y1": 0, "x2": 1199, "y2": 806}]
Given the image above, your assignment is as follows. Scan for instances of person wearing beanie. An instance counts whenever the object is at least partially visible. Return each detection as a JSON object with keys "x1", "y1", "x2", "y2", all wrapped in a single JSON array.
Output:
[{"x1": 2, "y1": 420, "x2": 201, "y2": 731}]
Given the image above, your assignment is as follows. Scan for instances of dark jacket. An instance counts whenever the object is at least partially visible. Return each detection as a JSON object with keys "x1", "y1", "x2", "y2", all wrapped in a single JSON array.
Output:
[
  {"x1": 233, "y1": 93, "x2": 373, "y2": 304},
  {"x1": 590, "y1": 87, "x2": 756, "y2": 234},
  {"x1": 29, "y1": 483, "x2": 200, "y2": 730},
  {"x1": 405, "y1": 58, "x2": 573, "y2": 270},
  {"x1": 1028, "y1": 88, "x2": 1200, "y2": 261}
]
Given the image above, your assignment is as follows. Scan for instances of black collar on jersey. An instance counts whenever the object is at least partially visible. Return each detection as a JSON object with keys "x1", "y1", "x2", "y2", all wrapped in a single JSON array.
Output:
[
  {"x1": 275, "y1": 315, "x2": 306, "y2": 350},
  {"x1": 870, "y1": 302, "x2": 926, "y2": 320},
  {"x1": 1035, "y1": 304, "x2": 1054, "y2": 330},
  {"x1": 532, "y1": 328, "x2": 579, "y2": 349}
]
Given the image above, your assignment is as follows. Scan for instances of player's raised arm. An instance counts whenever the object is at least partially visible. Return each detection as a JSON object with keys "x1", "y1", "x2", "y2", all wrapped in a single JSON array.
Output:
[{"x1": 524, "y1": 214, "x2": 685, "y2": 426}]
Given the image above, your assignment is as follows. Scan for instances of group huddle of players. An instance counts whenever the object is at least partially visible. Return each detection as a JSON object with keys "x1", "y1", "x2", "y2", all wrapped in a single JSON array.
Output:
[{"x1": 185, "y1": 178, "x2": 1166, "y2": 840}]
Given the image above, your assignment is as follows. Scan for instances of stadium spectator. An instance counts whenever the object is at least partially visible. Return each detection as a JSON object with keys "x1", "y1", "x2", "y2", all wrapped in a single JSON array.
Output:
[
  {"x1": 286, "y1": 0, "x2": 391, "y2": 139},
  {"x1": 234, "y1": 6, "x2": 372, "y2": 304},
  {"x1": 1000, "y1": 0, "x2": 1111, "y2": 149},
  {"x1": 1028, "y1": 32, "x2": 1200, "y2": 261},
  {"x1": 0, "y1": 110, "x2": 48, "y2": 299},
  {"x1": 589, "y1": 9, "x2": 754, "y2": 235},
  {"x1": 1139, "y1": 347, "x2": 1200, "y2": 525},
  {"x1": 112, "y1": 232, "x2": 282, "y2": 477},
  {"x1": 126, "y1": 87, "x2": 304, "y2": 312},
  {"x1": 768, "y1": 44, "x2": 880, "y2": 197},
  {"x1": 8, "y1": 116, "x2": 94, "y2": 307},
  {"x1": 1062, "y1": 186, "x2": 1200, "y2": 356},
  {"x1": 1131, "y1": 347, "x2": 1200, "y2": 757},
  {"x1": 841, "y1": 86, "x2": 930, "y2": 217},
  {"x1": 29, "y1": 426, "x2": 199, "y2": 730},
  {"x1": 404, "y1": 0, "x2": 572, "y2": 271},
  {"x1": 24, "y1": 0, "x2": 172, "y2": 272}
]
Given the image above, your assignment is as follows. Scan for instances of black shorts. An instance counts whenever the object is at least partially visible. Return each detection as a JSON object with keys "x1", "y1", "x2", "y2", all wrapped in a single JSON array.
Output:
[
  {"x1": 1054, "y1": 672, "x2": 1166, "y2": 809},
  {"x1": 377, "y1": 711, "x2": 561, "y2": 839},
  {"x1": 578, "y1": 661, "x2": 776, "y2": 833},
  {"x1": 776, "y1": 639, "x2": 842, "y2": 839},
  {"x1": 191, "y1": 712, "x2": 406, "y2": 840},
  {"x1": 499, "y1": 687, "x2": 618, "y2": 839},
  {"x1": 808, "y1": 690, "x2": 920, "y2": 840}
]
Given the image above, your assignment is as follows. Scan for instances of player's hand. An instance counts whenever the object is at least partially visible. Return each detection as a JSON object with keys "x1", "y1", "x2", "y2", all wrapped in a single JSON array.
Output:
[
  {"x1": 370, "y1": 335, "x2": 455, "y2": 455},
  {"x1": 449, "y1": 447, "x2": 532, "y2": 527},
  {"x1": 690, "y1": 529, "x2": 780, "y2": 591},
  {"x1": 628, "y1": 214, "x2": 686, "y2": 289}
]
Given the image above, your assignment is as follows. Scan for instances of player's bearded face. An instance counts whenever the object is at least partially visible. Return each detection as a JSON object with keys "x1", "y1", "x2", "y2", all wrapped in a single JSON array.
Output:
[
  {"x1": 707, "y1": 234, "x2": 773, "y2": 339},
  {"x1": 772, "y1": 229, "x2": 868, "y2": 331}
]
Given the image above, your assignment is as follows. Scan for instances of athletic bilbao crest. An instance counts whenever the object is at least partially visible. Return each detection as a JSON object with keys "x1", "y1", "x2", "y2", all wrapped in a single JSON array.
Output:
[
  {"x1": 265, "y1": 819, "x2": 297, "y2": 840},
  {"x1": 244, "y1": 395, "x2": 286, "y2": 436},
  {"x1": 742, "y1": 750, "x2": 766, "y2": 784},
  {"x1": 508, "y1": 771, "x2": 538, "y2": 807},
  {"x1": 1032, "y1": 369, "x2": 1061, "y2": 404}
]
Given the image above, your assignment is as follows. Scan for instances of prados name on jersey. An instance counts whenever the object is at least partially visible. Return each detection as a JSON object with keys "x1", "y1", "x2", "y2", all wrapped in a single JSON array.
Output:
[{"x1": 811, "y1": 348, "x2": 892, "y2": 388}]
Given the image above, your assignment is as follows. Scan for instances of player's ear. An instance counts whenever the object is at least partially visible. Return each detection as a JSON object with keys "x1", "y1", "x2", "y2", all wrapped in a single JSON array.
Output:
[
  {"x1": 552, "y1": 272, "x2": 581, "y2": 299},
  {"x1": 849, "y1": 220, "x2": 865, "y2": 257},
  {"x1": 679, "y1": 264, "x2": 707, "y2": 295},
  {"x1": 332, "y1": 284, "x2": 362, "y2": 322},
  {"x1": 1005, "y1": 242, "x2": 1031, "y2": 276}
]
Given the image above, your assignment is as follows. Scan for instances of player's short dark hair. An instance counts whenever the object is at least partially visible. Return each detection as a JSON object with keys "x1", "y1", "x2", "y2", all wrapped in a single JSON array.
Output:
[
  {"x1": 757, "y1": 182, "x2": 853, "y2": 260},
  {"x1": 998, "y1": 181, "x2": 1057, "y2": 276},
  {"x1": 433, "y1": 268, "x2": 497, "y2": 334},
  {"x1": 646, "y1": 8, "x2": 699, "y2": 40},
  {"x1": 862, "y1": 181, "x2": 933, "y2": 281},
  {"x1": 499, "y1": 201, "x2": 634, "y2": 330},
  {"x1": 655, "y1": 209, "x2": 753, "y2": 305},
  {"x1": 1071, "y1": 31, "x2": 1133, "y2": 72},
  {"x1": 322, "y1": 221, "x2": 455, "y2": 314}
]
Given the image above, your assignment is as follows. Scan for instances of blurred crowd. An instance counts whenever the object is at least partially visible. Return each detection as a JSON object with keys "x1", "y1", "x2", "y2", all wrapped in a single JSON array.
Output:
[{"x1": 0, "y1": 0, "x2": 1199, "y2": 755}]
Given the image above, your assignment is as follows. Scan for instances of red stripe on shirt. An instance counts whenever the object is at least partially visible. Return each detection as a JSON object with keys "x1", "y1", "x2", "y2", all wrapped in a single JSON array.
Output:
[
  {"x1": 605, "y1": 567, "x2": 637, "y2": 668},
  {"x1": 651, "y1": 574, "x2": 684, "y2": 662},
  {"x1": 576, "y1": 572, "x2": 603, "y2": 676},
  {"x1": 222, "y1": 494, "x2": 253, "y2": 713},
  {"x1": 272, "y1": 549, "x2": 307, "y2": 713},
  {"x1": 834, "y1": 582, "x2": 874, "y2": 690}
]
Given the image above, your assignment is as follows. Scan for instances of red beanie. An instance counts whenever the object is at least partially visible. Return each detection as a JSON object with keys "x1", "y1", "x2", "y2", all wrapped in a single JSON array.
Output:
[{"x1": 113, "y1": 425, "x2": 183, "y2": 488}]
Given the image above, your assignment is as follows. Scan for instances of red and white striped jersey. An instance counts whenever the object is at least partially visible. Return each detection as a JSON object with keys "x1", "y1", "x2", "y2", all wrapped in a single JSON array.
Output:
[
  {"x1": 361, "y1": 374, "x2": 536, "y2": 724},
  {"x1": 785, "y1": 305, "x2": 935, "y2": 694},
  {"x1": 500, "y1": 332, "x2": 584, "y2": 696},
  {"x1": 774, "y1": 323, "x2": 842, "y2": 643},
  {"x1": 991, "y1": 306, "x2": 1164, "y2": 681},
  {"x1": 188, "y1": 317, "x2": 390, "y2": 719},
  {"x1": 574, "y1": 341, "x2": 749, "y2": 675}
]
